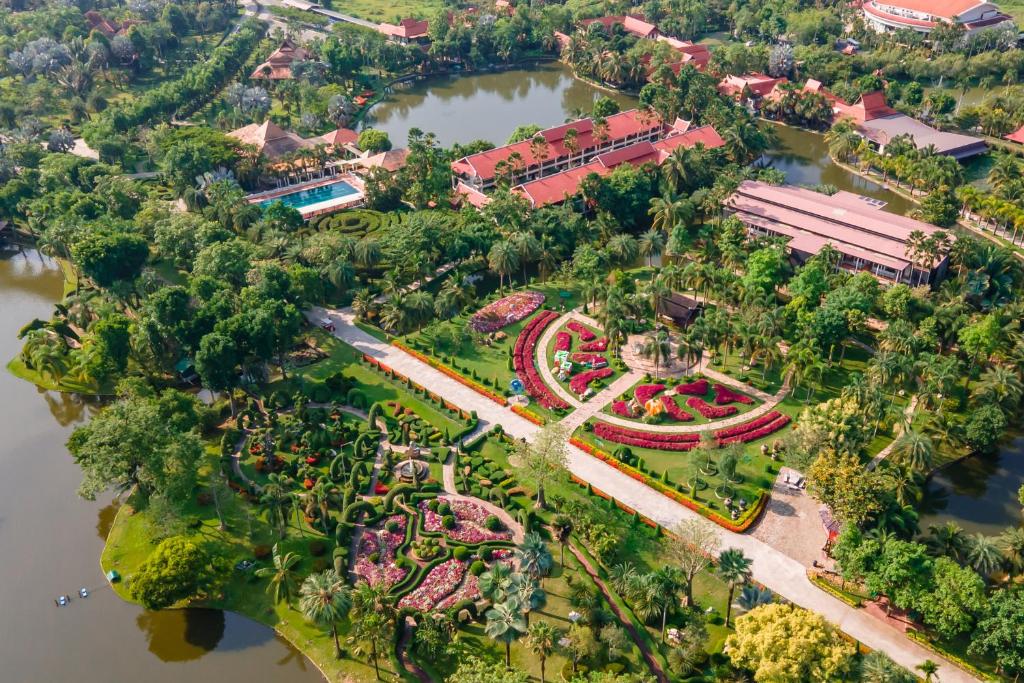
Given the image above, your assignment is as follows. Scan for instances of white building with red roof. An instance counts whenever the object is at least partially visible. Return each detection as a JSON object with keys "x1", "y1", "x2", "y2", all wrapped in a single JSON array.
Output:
[
  {"x1": 726, "y1": 180, "x2": 950, "y2": 285},
  {"x1": 378, "y1": 18, "x2": 430, "y2": 44},
  {"x1": 718, "y1": 73, "x2": 788, "y2": 105},
  {"x1": 580, "y1": 15, "x2": 660, "y2": 39},
  {"x1": 863, "y1": 0, "x2": 1012, "y2": 34}
]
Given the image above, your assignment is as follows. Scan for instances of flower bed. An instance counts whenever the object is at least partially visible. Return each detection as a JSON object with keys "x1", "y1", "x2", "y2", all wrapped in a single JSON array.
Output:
[
  {"x1": 512, "y1": 310, "x2": 570, "y2": 410},
  {"x1": 572, "y1": 352, "x2": 606, "y2": 367},
  {"x1": 511, "y1": 404, "x2": 546, "y2": 425},
  {"x1": 713, "y1": 384, "x2": 754, "y2": 405},
  {"x1": 612, "y1": 400, "x2": 633, "y2": 417},
  {"x1": 555, "y1": 331, "x2": 572, "y2": 352},
  {"x1": 569, "y1": 367, "x2": 613, "y2": 395},
  {"x1": 469, "y1": 291, "x2": 544, "y2": 333},
  {"x1": 661, "y1": 396, "x2": 694, "y2": 422},
  {"x1": 634, "y1": 384, "x2": 665, "y2": 404},
  {"x1": 419, "y1": 498, "x2": 512, "y2": 544},
  {"x1": 354, "y1": 515, "x2": 408, "y2": 587},
  {"x1": 434, "y1": 573, "x2": 480, "y2": 611},
  {"x1": 714, "y1": 411, "x2": 791, "y2": 444},
  {"x1": 675, "y1": 378, "x2": 709, "y2": 396},
  {"x1": 592, "y1": 421, "x2": 700, "y2": 451},
  {"x1": 566, "y1": 321, "x2": 596, "y2": 341},
  {"x1": 398, "y1": 558, "x2": 467, "y2": 611},
  {"x1": 686, "y1": 396, "x2": 738, "y2": 419},
  {"x1": 580, "y1": 337, "x2": 609, "y2": 352}
]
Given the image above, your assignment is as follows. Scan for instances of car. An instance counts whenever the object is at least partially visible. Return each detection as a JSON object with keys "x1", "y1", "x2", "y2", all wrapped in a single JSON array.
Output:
[{"x1": 317, "y1": 316, "x2": 335, "y2": 332}]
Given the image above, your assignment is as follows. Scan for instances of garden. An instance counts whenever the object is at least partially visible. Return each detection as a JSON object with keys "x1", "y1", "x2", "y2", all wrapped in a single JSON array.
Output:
[
  {"x1": 544, "y1": 316, "x2": 627, "y2": 402},
  {"x1": 606, "y1": 376, "x2": 761, "y2": 426}
]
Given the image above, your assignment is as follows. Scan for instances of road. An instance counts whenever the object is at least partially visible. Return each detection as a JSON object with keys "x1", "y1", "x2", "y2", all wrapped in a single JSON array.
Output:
[{"x1": 312, "y1": 305, "x2": 980, "y2": 683}]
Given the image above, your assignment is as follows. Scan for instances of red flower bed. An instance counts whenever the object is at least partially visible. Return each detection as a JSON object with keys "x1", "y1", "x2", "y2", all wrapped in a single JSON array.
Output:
[
  {"x1": 572, "y1": 352, "x2": 606, "y2": 367},
  {"x1": 511, "y1": 404, "x2": 546, "y2": 425},
  {"x1": 675, "y1": 378, "x2": 709, "y2": 396},
  {"x1": 662, "y1": 396, "x2": 694, "y2": 422},
  {"x1": 635, "y1": 384, "x2": 665, "y2": 404},
  {"x1": 611, "y1": 400, "x2": 632, "y2": 417},
  {"x1": 512, "y1": 311, "x2": 570, "y2": 410},
  {"x1": 570, "y1": 367, "x2": 612, "y2": 395},
  {"x1": 470, "y1": 291, "x2": 544, "y2": 332},
  {"x1": 713, "y1": 383, "x2": 754, "y2": 405},
  {"x1": 555, "y1": 331, "x2": 572, "y2": 352},
  {"x1": 566, "y1": 321, "x2": 596, "y2": 341},
  {"x1": 592, "y1": 421, "x2": 700, "y2": 451},
  {"x1": 580, "y1": 337, "x2": 609, "y2": 352},
  {"x1": 686, "y1": 396, "x2": 738, "y2": 419},
  {"x1": 714, "y1": 411, "x2": 791, "y2": 444}
]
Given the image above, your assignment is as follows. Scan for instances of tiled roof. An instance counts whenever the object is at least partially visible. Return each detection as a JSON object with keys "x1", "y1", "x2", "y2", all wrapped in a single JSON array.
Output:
[
  {"x1": 251, "y1": 40, "x2": 312, "y2": 80},
  {"x1": 580, "y1": 14, "x2": 658, "y2": 38},
  {"x1": 1006, "y1": 125, "x2": 1024, "y2": 145},
  {"x1": 318, "y1": 128, "x2": 360, "y2": 147},
  {"x1": 378, "y1": 18, "x2": 429, "y2": 38},
  {"x1": 868, "y1": 0, "x2": 984, "y2": 19},
  {"x1": 718, "y1": 74, "x2": 787, "y2": 98},
  {"x1": 228, "y1": 121, "x2": 313, "y2": 159}
]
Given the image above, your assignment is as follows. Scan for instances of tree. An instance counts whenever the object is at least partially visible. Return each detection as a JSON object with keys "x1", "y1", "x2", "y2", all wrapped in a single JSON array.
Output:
[
  {"x1": 864, "y1": 540, "x2": 933, "y2": 614},
  {"x1": 527, "y1": 620, "x2": 558, "y2": 683},
  {"x1": 639, "y1": 228, "x2": 665, "y2": 267},
  {"x1": 551, "y1": 514, "x2": 573, "y2": 567},
  {"x1": 449, "y1": 656, "x2": 529, "y2": 683},
  {"x1": 668, "y1": 519, "x2": 720, "y2": 607},
  {"x1": 71, "y1": 229, "x2": 148, "y2": 288},
  {"x1": 488, "y1": 240, "x2": 519, "y2": 293},
  {"x1": 195, "y1": 332, "x2": 240, "y2": 415},
  {"x1": 969, "y1": 587, "x2": 1024, "y2": 678},
  {"x1": 807, "y1": 451, "x2": 886, "y2": 528},
  {"x1": 890, "y1": 429, "x2": 935, "y2": 473},
  {"x1": 717, "y1": 548, "x2": 752, "y2": 627},
  {"x1": 916, "y1": 660, "x2": 939, "y2": 683},
  {"x1": 916, "y1": 557, "x2": 985, "y2": 639},
  {"x1": 254, "y1": 543, "x2": 301, "y2": 609},
  {"x1": 300, "y1": 570, "x2": 352, "y2": 660},
  {"x1": 485, "y1": 601, "x2": 527, "y2": 669},
  {"x1": 517, "y1": 532, "x2": 554, "y2": 582},
  {"x1": 129, "y1": 536, "x2": 224, "y2": 610},
  {"x1": 857, "y1": 651, "x2": 916, "y2": 683},
  {"x1": 725, "y1": 603, "x2": 856, "y2": 682},
  {"x1": 357, "y1": 128, "x2": 391, "y2": 153},
  {"x1": 67, "y1": 387, "x2": 204, "y2": 501},
  {"x1": 964, "y1": 404, "x2": 1007, "y2": 453},
  {"x1": 511, "y1": 423, "x2": 568, "y2": 509},
  {"x1": 563, "y1": 622, "x2": 599, "y2": 674}
]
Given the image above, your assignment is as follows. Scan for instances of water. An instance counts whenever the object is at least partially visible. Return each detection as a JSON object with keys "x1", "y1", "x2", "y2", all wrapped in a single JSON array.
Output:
[
  {"x1": 361, "y1": 62, "x2": 636, "y2": 147},
  {"x1": 260, "y1": 180, "x2": 361, "y2": 210},
  {"x1": 762, "y1": 122, "x2": 916, "y2": 215},
  {"x1": 920, "y1": 436, "x2": 1024, "y2": 537},
  {"x1": 0, "y1": 248, "x2": 323, "y2": 683}
]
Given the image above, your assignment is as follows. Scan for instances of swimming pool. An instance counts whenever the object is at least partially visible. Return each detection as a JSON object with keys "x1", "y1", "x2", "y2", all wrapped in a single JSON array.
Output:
[{"x1": 259, "y1": 180, "x2": 361, "y2": 211}]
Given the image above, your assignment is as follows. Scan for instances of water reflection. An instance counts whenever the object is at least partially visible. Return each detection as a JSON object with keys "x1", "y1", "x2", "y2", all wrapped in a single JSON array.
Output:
[
  {"x1": 921, "y1": 436, "x2": 1024, "y2": 536},
  {"x1": 137, "y1": 609, "x2": 226, "y2": 661},
  {"x1": 96, "y1": 501, "x2": 121, "y2": 540}
]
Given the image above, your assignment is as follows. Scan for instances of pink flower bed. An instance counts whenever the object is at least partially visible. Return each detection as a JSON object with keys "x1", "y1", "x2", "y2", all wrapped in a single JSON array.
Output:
[
  {"x1": 662, "y1": 396, "x2": 694, "y2": 422},
  {"x1": 581, "y1": 338, "x2": 609, "y2": 352},
  {"x1": 675, "y1": 378, "x2": 709, "y2": 396},
  {"x1": 470, "y1": 291, "x2": 545, "y2": 332},
  {"x1": 612, "y1": 400, "x2": 633, "y2": 417},
  {"x1": 713, "y1": 384, "x2": 754, "y2": 405},
  {"x1": 419, "y1": 498, "x2": 513, "y2": 544},
  {"x1": 593, "y1": 421, "x2": 700, "y2": 451},
  {"x1": 570, "y1": 367, "x2": 613, "y2": 395},
  {"x1": 572, "y1": 352, "x2": 606, "y2": 367},
  {"x1": 398, "y1": 559, "x2": 466, "y2": 611},
  {"x1": 635, "y1": 384, "x2": 665, "y2": 404},
  {"x1": 714, "y1": 411, "x2": 791, "y2": 444},
  {"x1": 686, "y1": 396, "x2": 738, "y2": 419},
  {"x1": 555, "y1": 331, "x2": 572, "y2": 352},
  {"x1": 566, "y1": 321, "x2": 596, "y2": 341},
  {"x1": 354, "y1": 515, "x2": 408, "y2": 587},
  {"x1": 513, "y1": 310, "x2": 570, "y2": 410},
  {"x1": 434, "y1": 573, "x2": 480, "y2": 611}
]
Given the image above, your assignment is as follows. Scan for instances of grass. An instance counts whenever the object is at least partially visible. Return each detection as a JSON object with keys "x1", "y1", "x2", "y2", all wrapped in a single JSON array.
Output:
[
  {"x1": 543, "y1": 316, "x2": 624, "y2": 402},
  {"x1": 1000, "y1": 0, "x2": 1024, "y2": 22},
  {"x1": 328, "y1": 0, "x2": 443, "y2": 22}
]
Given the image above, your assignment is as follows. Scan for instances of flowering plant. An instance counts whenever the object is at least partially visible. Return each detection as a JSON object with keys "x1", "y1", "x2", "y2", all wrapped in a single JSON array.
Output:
[
  {"x1": 419, "y1": 498, "x2": 512, "y2": 543},
  {"x1": 354, "y1": 515, "x2": 408, "y2": 587},
  {"x1": 634, "y1": 384, "x2": 666, "y2": 404},
  {"x1": 674, "y1": 378, "x2": 709, "y2": 396},
  {"x1": 470, "y1": 291, "x2": 544, "y2": 332},
  {"x1": 512, "y1": 310, "x2": 569, "y2": 410},
  {"x1": 715, "y1": 411, "x2": 791, "y2": 444},
  {"x1": 592, "y1": 421, "x2": 700, "y2": 451},
  {"x1": 713, "y1": 384, "x2": 754, "y2": 405},
  {"x1": 570, "y1": 367, "x2": 613, "y2": 395},
  {"x1": 566, "y1": 321, "x2": 596, "y2": 341},
  {"x1": 580, "y1": 337, "x2": 609, "y2": 352},
  {"x1": 686, "y1": 396, "x2": 738, "y2": 419},
  {"x1": 555, "y1": 331, "x2": 572, "y2": 352},
  {"x1": 661, "y1": 396, "x2": 694, "y2": 422},
  {"x1": 398, "y1": 559, "x2": 467, "y2": 611}
]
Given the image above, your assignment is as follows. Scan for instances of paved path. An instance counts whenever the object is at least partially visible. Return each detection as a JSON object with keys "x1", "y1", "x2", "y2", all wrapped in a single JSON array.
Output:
[
  {"x1": 315, "y1": 305, "x2": 979, "y2": 683},
  {"x1": 440, "y1": 449, "x2": 525, "y2": 544},
  {"x1": 535, "y1": 311, "x2": 586, "y2": 408}
]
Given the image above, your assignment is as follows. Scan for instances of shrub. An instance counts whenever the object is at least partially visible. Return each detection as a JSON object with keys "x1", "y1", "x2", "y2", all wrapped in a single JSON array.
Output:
[
  {"x1": 253, "y1": 545, "x2": 272, "y2": 560},
  {"x1": 312, "y1": 558, "x2": 329, "y2": 573},
  {"x1": 480, "y1": 547, "x2": 494, "y2": 561},
  {"x1": 368, "y1": 551, "x2": 381, "y2": 563},
  {"x1": 453, "y1": 545, "x2": 469, "y2": 560},
  {"x1": 484, "y1": 515, "x2": 503, "y2": 532},
  {"x1": 428, "y1": 499, "x2": 440, "y2": 512},
  {"x1": 438, "y1": 502, "x2": 452, "y2": 516},
  {"x1": 469, "y1": 560, "x2": 486, "y2": 576},
  {"x1": 385, "y1": 519, "x2": 401, "y2": 533},
  {"x1": 442, "y1": 515, "x2": 456, "y2": 529}
]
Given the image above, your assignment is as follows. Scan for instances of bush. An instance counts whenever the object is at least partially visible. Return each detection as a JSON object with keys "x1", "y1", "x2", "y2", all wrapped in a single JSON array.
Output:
[
  {"x1": 253, "y1": 545, "x2": 272, "y2": 560},
  {"x1": 438, "y1": 502, "x2": 452, "y2": 516},
  {"x1": 312, "y1": 558, "x2": 329, "y2": 573},
  {"x1": 385, "y1": 519, "x2": 401, "y2": 533},
  {"x1": 470, "y1": 560, "x2": 486, "y2": 575},
  {"x1": 442, "y1": 515, "x2": 456, "y2": 529},
  {"x1": 427, "y1": 499, "x2": 440, "y2": 511},
  {"x1": 309, "y1": 540, "x2": 327, "y2": 557},
  {"x1": 484, "y1": 515, "x2": 503, "y2": 532},
  {"x1": 453, "y1": 545, "x2": 469, "y2": 561}
]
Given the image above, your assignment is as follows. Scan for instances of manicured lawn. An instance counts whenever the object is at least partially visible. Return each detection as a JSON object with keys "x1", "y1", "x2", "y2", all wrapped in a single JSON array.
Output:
[{"x1": 330, "y1": 0, "x2": 443, "y2": 22}]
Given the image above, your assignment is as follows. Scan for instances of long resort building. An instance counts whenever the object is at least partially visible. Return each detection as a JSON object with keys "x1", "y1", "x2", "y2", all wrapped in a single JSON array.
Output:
[
  {"x1": 452, "y1": 110, "x2": 725, "y2": 207},
  {"x1": 862, "y1": 0, "x2": 1012, "y2": 35},
  {"x1": 726, "y1": 181, "x2": 949, "y2": 286}
]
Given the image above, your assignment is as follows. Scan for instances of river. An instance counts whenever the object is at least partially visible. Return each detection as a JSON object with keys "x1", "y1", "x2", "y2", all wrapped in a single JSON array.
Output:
[{"x1": 0, "y1": 248, "x2": 322, "y2": 683}]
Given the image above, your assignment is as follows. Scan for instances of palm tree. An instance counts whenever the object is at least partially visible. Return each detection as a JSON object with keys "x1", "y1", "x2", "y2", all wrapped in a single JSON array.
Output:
[
  {"x1": 488, "y1": 240, "x2": 519, "y2": 293},
  {"x1": 890, "y1": 429, "x2": 935, "y2": 473},
  {"x1": 916, "y1": 659, "x2": 939, "y2": 682},
  {"x1": 717, "y1": 548, "x2": 752, "y2": 627},
  {"x1": 925, "y1": 522, "x2": 969, "y2": 563},
  {"x1": 516, "y1": 532, "x2": 553, "y2": 582},
  {"x1": 641, "y1": 329, "x2": 672, "y2": 378},
  {"x1": 255, "y1": 543, "x2": 301, "y2": 609},
  {"x1": 348, "y1": 581, "x2": 395, "y2": 679},
  {"x1": 639, "y1": 228, "x2": 666, "y2": 267},
  {"x1": 512, "y1": 230, "x2": 541, "y2": 284},
  {"x1": 405, "y1": 290, "x2": 434, "y2": 331},
  {"x1": 551, "y1": 514, "x2": 573, "y2": 567},
  {"x1": 526, "y1": 620, "x2": 558, "y2": 683},
  {"x1": 480, "y1": 563, "x2": 516, "y2": 603},
  {"x1": 259, "y1": 474, "x2": 293, "y2": 539},
  {"x1": 299, "y1": 570, "x2": 352, "y2": 659},
  {"x1": 485, "y1": 601, "x2": 527, "y2": 669},
  {"x1": 511, "y1": 576, "x2": 547, "y2": 626},
  {"x1": 651, "y1": 566, "x2": 685, "y2": 641},
  {"x1": 997, "y1": 527, "x2": 1024, "y2": 577},
  {"x1": 353, "y1": 238, "x2": 381, "y2": 269},
  {"x1": 966, "y1": 533, "x2": 1004, "y2": 577},
  {"x1": 351, "y1": 289, "x2": 376, "y2": 321},
  {"x1": 607, "y1": 233, "x2": 639, "y2": 265}
]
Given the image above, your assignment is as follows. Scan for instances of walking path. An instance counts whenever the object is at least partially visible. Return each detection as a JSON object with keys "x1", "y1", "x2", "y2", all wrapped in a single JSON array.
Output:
[
  {"x1": 535, "y1": 311, "x2": 586, "y2": 408},
  {"x1": 440, "y1": 450, "x2": 525, "y2": 544},
  {"x1": 316, "y1": 304, "x2": 978, "y2": 683},
  {"x1": 867, "y1": 396, "x2": 919, "y2": 471}
]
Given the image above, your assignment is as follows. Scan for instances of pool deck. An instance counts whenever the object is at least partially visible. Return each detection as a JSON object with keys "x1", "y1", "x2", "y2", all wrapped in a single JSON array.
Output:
[{"x1": 246, "y1": 173, "x2": 366, "y2": 219}]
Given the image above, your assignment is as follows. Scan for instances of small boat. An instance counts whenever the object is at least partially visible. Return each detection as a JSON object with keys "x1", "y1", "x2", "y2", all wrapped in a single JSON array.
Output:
[
  {"x1": 79, "y1": 588, "x2": 89, "y2": 598},
  {"x1": 55, "y1": 595, "x2": 70, "y2": 607}
]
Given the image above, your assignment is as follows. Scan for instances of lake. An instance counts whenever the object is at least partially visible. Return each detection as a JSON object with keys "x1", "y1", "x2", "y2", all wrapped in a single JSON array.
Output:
[{"x1": 0, "y1": 248, "x2": 322, "y2": 683}]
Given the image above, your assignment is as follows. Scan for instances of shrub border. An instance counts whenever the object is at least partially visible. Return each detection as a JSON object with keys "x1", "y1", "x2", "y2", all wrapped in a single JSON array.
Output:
[{"x1": 392, "y1": 341, "x2": 508, "y2": 406}]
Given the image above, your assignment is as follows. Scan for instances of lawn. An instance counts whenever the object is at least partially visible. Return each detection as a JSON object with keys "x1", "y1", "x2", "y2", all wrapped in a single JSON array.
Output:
[{"x1": 330, "y1": 0, "x2": 443, "y2": 22}]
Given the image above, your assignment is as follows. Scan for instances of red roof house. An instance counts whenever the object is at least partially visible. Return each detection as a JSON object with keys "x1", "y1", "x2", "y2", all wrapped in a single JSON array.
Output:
[
  {"x1": 1005, "y1": 125, "x2": 1024, "y2": 145},
  {"x1": 378, "y1": 18, "x2": 430, "y2": 43},
  {"x1": 251, "y1": 39, "x2": 312, "y2": 80},
  {"x1": 718, "y1": 73, "x2": 788, "y2": 100},
  {"x1": 580, "y1": 15, "x2": 660, "y2": 39}
]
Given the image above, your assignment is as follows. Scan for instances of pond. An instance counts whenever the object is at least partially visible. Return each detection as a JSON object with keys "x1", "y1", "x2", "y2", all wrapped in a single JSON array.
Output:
[
  {"x1": 0, "y1": 248, "x2": 322, "y2": 683},
  {"x1": 919, "y1": 435, "x2": 1024, "y2": 537}
]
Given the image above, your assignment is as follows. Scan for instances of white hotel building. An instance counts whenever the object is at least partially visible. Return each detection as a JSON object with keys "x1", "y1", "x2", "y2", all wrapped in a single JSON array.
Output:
[{"x1": 863, "y1": 0, "x2": 1013, "y2": 35}]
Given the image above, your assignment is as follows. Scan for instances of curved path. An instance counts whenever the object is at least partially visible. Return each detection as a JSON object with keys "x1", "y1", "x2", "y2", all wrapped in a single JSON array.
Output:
[
  {"x1": 315, "y1": 304, "x2": 979, "y2": 683},
  {"x1": 441, "y1": 450, "x2": 525, "y2": 544},
  {"x1": 534, "y1": 311, "x2": 587, "y2": 409}
]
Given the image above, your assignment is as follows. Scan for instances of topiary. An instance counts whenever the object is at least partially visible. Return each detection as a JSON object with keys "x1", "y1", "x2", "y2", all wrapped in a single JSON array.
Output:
[
  {"x1": 484, "y1": 515, "x2": 502, "y2": 532},
  {"x1": 469, "y1": 560, "x2": 486, "y2": 576},
  {"x1": 442, "y1": 514, "x2": 456, "y2": 529},
  {"x1": 453, "y1": 545, "x2": 469, "y2": 561}
]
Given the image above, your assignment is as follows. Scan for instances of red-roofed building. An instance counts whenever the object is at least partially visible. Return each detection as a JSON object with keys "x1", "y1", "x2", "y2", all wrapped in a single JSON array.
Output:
[
  {"x1": 378, "y1": 18, "x2": 430, "y2": 44},
  {"x1": 718, "y1": 73, "x2": 788, "y2": 106},
  {"x1": 1005, "y1": 125, "x2": 1024, "y2": 145},
  {"x1": 85, "y1": 10, "x2": 140, "y2": 39},
  {"x1": 580, "y1": 14, "x2": 660, "y2": 39},
  {"x1": 726, "y1": 180, "x2": 951, "y2": 285},
  {"x1": 451, "y1": 109, "x2": 666, "y2": 191},
  {"x1": 656, "y1": 37, "x2": 711, "y2": 70},
  {"x1": 863, "y1": 0, "x2": 1011, "y2": 34},
  {"x1": 511, "y1": 124, "x2": 725, "y2": 208},
  {"x1": 251, "y1": 40, "x2": 312, "y2": 80}
]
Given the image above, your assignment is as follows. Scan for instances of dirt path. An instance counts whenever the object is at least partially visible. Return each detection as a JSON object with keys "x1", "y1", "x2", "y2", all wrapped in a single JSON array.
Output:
[
  {"x1": 395, "y1": 615, "x2": 431, "y2": 683},
  {"x1": 566, "y1": 541, "x2": 668, "y2": 683}
]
